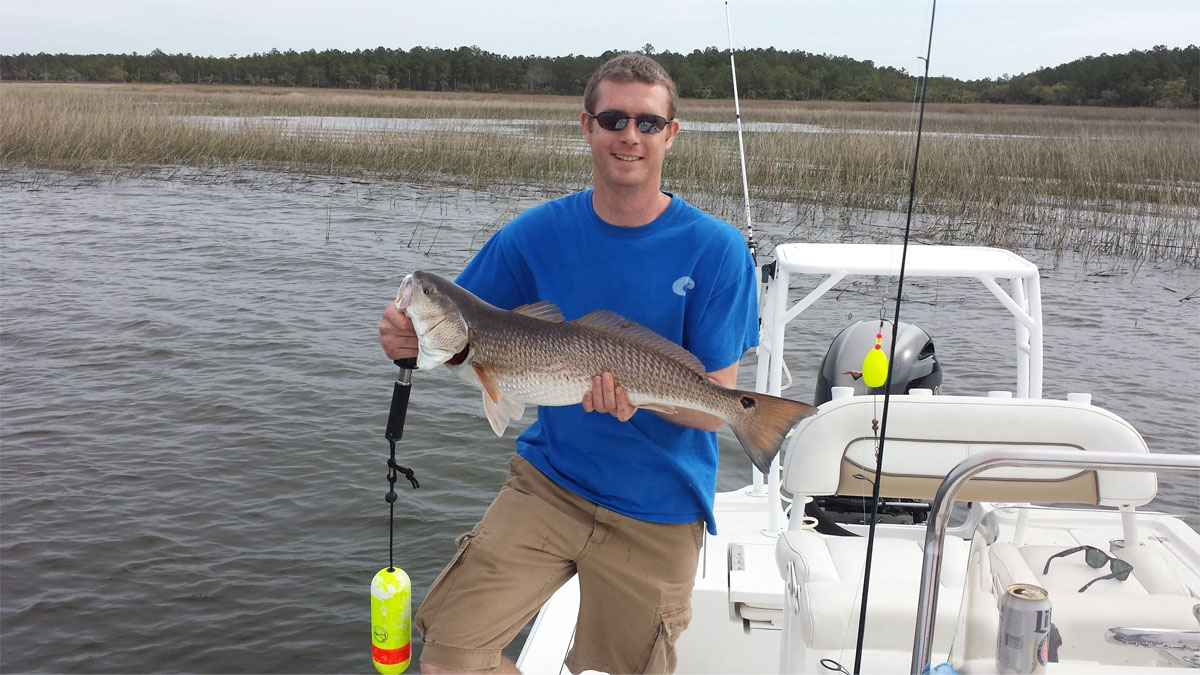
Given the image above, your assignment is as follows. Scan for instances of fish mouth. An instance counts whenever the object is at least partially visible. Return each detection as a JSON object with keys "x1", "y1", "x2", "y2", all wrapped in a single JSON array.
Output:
[{"x1": 395, "y1": 274, "x2": 413, "y2": 310}]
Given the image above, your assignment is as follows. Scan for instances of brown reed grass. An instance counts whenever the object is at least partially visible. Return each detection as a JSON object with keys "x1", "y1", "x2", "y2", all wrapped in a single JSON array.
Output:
[{"x1": 1, "y1": 82, "x2": 1197, "y2": 263}]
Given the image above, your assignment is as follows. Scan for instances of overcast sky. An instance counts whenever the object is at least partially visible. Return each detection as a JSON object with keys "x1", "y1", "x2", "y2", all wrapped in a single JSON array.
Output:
[{"x1": 1, "y1": 0, "x2": 1196, "y2": 81}]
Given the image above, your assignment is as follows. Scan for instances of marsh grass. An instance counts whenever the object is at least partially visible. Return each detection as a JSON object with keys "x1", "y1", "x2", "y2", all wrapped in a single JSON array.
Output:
[{"x1": 2, "y1": 82, "x2": 1197, "y2": 263}]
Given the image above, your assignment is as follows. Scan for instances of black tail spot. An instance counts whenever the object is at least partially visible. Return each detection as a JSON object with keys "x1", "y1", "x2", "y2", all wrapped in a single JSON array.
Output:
[{"x1": 740, "y1": 396, "x2": 756, "y2": 409}]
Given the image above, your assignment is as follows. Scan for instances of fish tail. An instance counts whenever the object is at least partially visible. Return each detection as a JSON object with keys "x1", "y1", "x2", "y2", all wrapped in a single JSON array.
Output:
[{"x1": 728, "y1": 392, "x2": 819, "y2": 474}]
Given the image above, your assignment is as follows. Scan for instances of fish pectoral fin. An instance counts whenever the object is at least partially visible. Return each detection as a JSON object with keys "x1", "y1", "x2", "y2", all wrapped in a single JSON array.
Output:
[
  {"x1": 470, "y1": 362, "x2": 525, "y2": 436},
  {"x1": 481, "y1": 390, "x2": 525, "y2": 436},
  {"x1": 638, "y1": 402, "x2": 678, "y2": 415},
  {"x1": 471, "y1": 362, "x2": 501, "y2": 403}
]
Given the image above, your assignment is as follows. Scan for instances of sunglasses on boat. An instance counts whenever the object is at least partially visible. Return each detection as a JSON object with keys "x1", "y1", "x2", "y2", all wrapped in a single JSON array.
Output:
[
  {"x1": 1042, "y1": 545, "x2": 1134, "y2": 593},
  {"x1": 586, "y1": 111, "x2": 672, "y2": 134}
]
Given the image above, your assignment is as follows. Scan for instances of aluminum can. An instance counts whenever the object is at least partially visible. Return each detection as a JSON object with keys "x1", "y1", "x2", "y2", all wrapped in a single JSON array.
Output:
[{"x1": 996, "y1": 583, "x2": 1052, "y2": 674}]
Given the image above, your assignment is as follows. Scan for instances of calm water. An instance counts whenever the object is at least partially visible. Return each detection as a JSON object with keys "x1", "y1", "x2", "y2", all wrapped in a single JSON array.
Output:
[
  {"x1": 184, "y1": 114, "x2": 1051, "y2": 142},
  {"x1": 1, "y1": 166, "x2": 1197, "y2": 673}
]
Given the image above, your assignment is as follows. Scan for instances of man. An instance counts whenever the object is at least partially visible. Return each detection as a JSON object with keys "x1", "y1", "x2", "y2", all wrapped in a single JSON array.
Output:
[{"x1": 379, "y1": 53, "x2": 758, "y2": 674}]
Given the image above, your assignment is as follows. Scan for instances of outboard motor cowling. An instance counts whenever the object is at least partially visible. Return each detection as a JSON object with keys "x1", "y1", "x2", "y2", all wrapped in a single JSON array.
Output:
[
  {"x1": 809, "y1": 320, "x2": 943, "y2": 529},
  {"x1": 814, "y1": 320, "x2": 942, "y2": 405}
]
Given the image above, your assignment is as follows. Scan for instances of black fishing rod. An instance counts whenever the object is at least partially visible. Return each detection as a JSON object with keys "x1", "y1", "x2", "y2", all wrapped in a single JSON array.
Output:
[{"x1": 852, "y1": 2, "x2": 937, "y2": 674}]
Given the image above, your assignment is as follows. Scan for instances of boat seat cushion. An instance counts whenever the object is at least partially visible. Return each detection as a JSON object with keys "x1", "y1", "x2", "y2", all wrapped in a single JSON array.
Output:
[
  {"x1": 1018, "y1": 543, "x2": 1190, "y2": 596},
  {"x1": 776, "y1": 530, "x2": 966, "y2": 651},
  {"x1": 781, "y1": 395, "x2": 1156, "y2": 507},
  {"x1": 977, "y1": 542, "x2": 1199, "y2": 666}
]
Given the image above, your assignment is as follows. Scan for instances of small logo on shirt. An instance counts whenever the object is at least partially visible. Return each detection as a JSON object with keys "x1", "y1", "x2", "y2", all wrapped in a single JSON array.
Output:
[{"x1": 672, "y1": 276, "x2": 695, "y2": 296}]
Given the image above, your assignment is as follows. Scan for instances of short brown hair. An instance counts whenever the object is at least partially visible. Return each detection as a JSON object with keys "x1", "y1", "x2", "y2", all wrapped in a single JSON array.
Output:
[{"x1": 583, "y1": 53, "x2": 678, "y2": 120}]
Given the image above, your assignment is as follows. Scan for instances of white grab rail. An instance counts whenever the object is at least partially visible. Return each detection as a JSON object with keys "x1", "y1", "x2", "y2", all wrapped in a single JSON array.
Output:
[{"x1": 910, "y1": 448, "x2": 1200, "y2": 674}]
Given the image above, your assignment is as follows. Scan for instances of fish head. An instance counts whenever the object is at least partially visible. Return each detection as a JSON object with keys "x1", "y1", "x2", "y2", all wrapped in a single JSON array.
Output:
[{"x1": 395, "y1": 271, "x2": 470, "y2": 370}]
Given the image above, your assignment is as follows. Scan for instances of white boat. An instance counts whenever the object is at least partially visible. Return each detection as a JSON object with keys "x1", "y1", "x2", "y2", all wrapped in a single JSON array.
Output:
[{"x1": 517, "y1": 242, "x2": 1200, "y2": 673}]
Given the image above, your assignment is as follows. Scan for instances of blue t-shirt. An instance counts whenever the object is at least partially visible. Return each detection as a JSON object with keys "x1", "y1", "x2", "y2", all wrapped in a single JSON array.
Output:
[{"x1": 456, "y1": 189, "x2": 758, "y2": 534}]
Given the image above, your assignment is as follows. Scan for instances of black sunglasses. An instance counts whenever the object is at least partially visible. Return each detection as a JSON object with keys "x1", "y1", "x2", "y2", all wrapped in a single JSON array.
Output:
[
  {"x1": 586, "y1": 111, "x2": 672, "y2": 134},
  {"x1": 1043, "y1": 545, "x2": 1134, "y2": 593}
]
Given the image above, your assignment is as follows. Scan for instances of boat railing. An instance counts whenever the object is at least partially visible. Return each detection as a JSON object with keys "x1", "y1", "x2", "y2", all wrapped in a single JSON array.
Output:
[
  {"x1": 910, "y1": 448, "x2": 1200, "y2": 674},
  {"x1": 754, "y1": 243, "x2": 1047, "y2": 531}
]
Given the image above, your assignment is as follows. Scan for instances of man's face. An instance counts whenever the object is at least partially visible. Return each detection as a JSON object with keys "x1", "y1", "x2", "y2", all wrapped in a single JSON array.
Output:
[{"x1": 581, "y1": 79, "x2": 679, "y2": 192}]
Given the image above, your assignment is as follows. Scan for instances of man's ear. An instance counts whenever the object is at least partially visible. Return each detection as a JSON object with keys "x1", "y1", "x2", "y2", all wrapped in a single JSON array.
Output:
[{"x1": 662, "y1": 119, "x2": 680, "y2": 149}]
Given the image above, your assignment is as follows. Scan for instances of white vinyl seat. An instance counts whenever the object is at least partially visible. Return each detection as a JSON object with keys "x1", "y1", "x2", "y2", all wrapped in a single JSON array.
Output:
[
  {"x1": 774, "y1": 394, "x2": 1160, "y2": 672},
  {"x1": 776, "y1": 531, "x2": 968, "y2": 652},
  {"x1": 778, "y1": 394, "x2": 1156, "y2": 508},
  {"x1": 960, "y1": 540, "x2": 1200, "y2": 667}
]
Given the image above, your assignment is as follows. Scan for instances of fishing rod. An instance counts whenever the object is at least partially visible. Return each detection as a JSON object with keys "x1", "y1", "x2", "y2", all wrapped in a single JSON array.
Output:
[
  {"x1": 725, "y1": 1, "x2": 756, "y2": 264},
  {"x1": 726, "y1": 1, "x2": 776, "y2": 500},
  {"x1": 852, "y1": 2, "x2": 937, "y2": 674}
]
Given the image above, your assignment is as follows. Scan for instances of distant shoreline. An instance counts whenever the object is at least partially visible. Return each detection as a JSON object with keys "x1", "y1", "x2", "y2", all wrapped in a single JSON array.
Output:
[{"x1": 3, "y1": 44, "x2": 1196, "y2": 108}]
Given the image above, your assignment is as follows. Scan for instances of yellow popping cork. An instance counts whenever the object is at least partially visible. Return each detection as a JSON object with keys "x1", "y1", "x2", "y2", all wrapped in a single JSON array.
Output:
[
  {"x1": 371, "y1": 566, "x2": 412, "y2": 674},
  {"x1": 862, "y1": 332, "x2": 889, "y2": 388}
]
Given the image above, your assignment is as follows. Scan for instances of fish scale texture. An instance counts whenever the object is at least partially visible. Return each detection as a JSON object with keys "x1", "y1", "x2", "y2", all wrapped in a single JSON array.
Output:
[{"x1": 469, "y1": 314, "x2": 739, "y2": 417}]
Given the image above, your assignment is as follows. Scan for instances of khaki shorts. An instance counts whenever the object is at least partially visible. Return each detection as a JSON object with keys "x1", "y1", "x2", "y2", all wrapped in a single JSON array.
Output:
[{"x1": 415, "y1": 454, "x2": 704, "y2": 674}]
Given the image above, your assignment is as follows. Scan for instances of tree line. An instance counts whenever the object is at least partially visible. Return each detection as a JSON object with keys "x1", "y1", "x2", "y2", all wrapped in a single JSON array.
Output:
[{"x1": 2, "y1": 43, "x2": 1195, "y2": 108}]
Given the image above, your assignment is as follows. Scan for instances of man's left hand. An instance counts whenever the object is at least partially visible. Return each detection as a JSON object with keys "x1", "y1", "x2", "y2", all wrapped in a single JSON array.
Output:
[{"x1": 581, "y1": 372, "x2": 637, "y2": 422}]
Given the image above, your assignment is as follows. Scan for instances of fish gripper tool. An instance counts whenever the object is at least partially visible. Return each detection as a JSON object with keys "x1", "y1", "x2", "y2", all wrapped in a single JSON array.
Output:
[{"x1": 385, "y1": 357, "x2": 420, "y2": 498}]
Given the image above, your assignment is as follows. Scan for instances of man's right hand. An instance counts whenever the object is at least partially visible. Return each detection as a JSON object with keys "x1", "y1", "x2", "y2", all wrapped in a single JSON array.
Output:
[{"x1": 379, "y1": 301, "x2": 419, "y2": 361}]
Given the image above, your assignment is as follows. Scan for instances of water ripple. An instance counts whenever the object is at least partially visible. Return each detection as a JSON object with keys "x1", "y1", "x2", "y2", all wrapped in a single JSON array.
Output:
[{"x1": 1, "y1": 165, "x2": 1196, "y2": 673}]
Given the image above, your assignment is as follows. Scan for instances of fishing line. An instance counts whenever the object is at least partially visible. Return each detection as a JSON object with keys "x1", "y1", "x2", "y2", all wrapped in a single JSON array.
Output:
[{"x1": 852, "y1": 2, "x2": 937, "y2": 673}]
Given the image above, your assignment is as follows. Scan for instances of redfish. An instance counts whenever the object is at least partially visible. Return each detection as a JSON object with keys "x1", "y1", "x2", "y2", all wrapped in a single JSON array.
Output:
[{"x1": 396, "y1": 271, "x2": 816, "y2": 473}]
